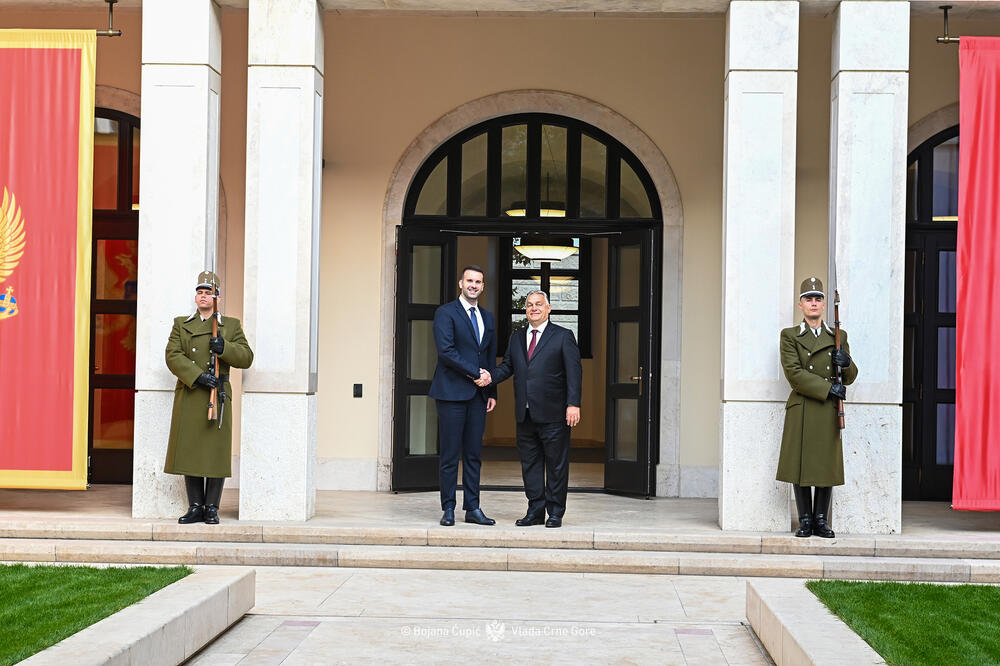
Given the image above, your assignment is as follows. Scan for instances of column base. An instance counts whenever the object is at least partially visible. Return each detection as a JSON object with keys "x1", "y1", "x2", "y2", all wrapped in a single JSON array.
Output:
[
  {"x1": 132, "y1": 390, "x2": 186, "y2": 519},
  {"x1": 835, "y1": 403, "x2": 902, "y2": 534},
  {"x1": 239, "y1": 392, "x2": 317, "y2": 521},
  {"x1": 719, "y1": 401, "x2": 788, "y2": 532}
]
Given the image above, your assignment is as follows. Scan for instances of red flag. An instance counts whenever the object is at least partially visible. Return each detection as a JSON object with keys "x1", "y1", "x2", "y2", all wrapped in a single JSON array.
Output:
[
  {"x1": 0, "y1": 30, "x2": 95, "y2": 489},
  {"x1": 955, "y1": 37, "x2": 1000, "y2": 510}
]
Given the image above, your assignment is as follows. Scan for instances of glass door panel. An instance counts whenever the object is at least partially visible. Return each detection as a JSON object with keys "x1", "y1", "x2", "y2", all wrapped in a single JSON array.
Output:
[{"x1": 604, "y1": 230, "x2": 656, "y2": 495}]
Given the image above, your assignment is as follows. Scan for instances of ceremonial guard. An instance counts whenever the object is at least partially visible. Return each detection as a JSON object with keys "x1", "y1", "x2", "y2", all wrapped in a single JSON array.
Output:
[
  {"x1": 163, "y1": 271, "x2": 254, "y2": 524},
  {"x1": 777, "y1": 277, "x2": 858, "y2": 538}
]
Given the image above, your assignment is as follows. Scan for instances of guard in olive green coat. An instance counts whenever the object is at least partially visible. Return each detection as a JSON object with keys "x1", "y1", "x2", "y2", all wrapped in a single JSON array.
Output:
[
  {"x1": 776, "y1": 277, "x2": 858, "y2": 539},
  {"x1": 163, "y1": 271, "x2": 253, "y2": 525}
]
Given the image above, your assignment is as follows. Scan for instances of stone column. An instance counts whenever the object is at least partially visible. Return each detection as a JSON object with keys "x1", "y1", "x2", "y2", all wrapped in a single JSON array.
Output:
[
  {"x1": 719, "y1": 1, "x2": 799, "y2": 531},
  {"x1": 828, "y1": 1, "x2": 908, "y2": 534},
  {"x1": 239, "y1": 0, "x2": 324, "y2": 521},
  {"x1": 132, "y1": 0, "x2": 222, "y2": 519}
]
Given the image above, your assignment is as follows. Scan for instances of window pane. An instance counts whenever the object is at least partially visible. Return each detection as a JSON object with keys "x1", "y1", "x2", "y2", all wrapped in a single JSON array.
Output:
[
  {"x1": 540, "y1": 125, "x2": 567, "y2": 217},
  {"x1": 616, "y1": 321, "x2": 639, "y2": 383},
  {"x1": 932, "y1": 137, "x2": 958, "y2": 221},
  {"x1": 512, "y1": 276, "x2": 541, "y2": 309},
  {"x1": 616, "y1": 245, "x2": 641, "y2": 307},
  {"x1": 511, "y1": 313, "x2": 529, "y2": 333},
  {"x1": 409, "y1": 320, "x2": 436, "y2": 380},
  {"x1": 580, "y1": 134, "x2": 607, "y2": 217},
  {"x1": 512, "y1": 238, "x2": 580, "y2": 270},
  {"x1": 132, "y1": 126, "x2": 140, "y2": 211},
  {"x1": 408, "y1": 396, "x2": 438, "y2": 456},
  {"x1": 546, "y1": 277, "x2": 579, "y2": 312},
  {"x1": 95, "y1": 239, "x2": 138, "y2": 300},
  {"x1": 550, "y1": 314, "x2": 578, "y2": 339},
  {"x1": 461, "y1": 133, "x2": 487, "y2": 216},
  {"x1": 93, "y1": 117, "x2": 118, "y2": 209},
  {"x1": 614, "y1": 399, "x2": 638, "y2": 462},
  {"x1": 94, "y1": 314, "x2": 136, "y2": 375},
  {"x1": 936, "y1": 403, "x2": 955, "y2": 465},
  {"x1": 937, "y1": 327, "x2": 956, "y2": 390},
  {"x1": 620, "y1": 159, "x2": 652, "y2": 218},
  {"x1": 415, "y1": 157, "x2": 448, "y2": 215},
  {"x1": 410, "y1": 245, "x2": 442, "y2": 304},
  {"x1": 906, "y1": 161, "x2": 917, "y2": 222},
  {"x1": 938, "y1": 250, "x2": 956, "y2": 313},
  {"x1": 92, "y1": 388, "x2": 134, "y2": 450},
  {"x1": 501, "y1": 124, "x2": 527, "y2": 215}
]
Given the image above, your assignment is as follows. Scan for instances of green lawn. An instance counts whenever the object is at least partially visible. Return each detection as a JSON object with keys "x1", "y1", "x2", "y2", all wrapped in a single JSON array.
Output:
[
  {"x1": 807, "y1": 580, "x2": 1000, "y2": 666},
  {"x1": 0, "y1": 563, "x2": 190, "y2": 666}
]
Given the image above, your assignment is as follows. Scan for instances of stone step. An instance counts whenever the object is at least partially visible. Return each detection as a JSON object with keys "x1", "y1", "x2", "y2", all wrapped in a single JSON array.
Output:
[
  {"x1": 1, "y1": 538, "x2": 998, "y2": 582},
  {"x1": 4, "y1": 519, "x2": 999, "y2": 560}
]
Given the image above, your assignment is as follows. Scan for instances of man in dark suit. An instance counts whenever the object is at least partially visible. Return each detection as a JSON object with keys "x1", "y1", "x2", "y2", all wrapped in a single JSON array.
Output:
[
  {"x1": 482, "y1": 290, "x2": 582, "y2": 528},
  {"x1": 429, "y1": 265, "x2": 497, "y2": 527}
]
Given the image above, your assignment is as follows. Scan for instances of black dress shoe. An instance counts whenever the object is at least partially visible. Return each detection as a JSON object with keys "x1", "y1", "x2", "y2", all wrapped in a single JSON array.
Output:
[
  {"x1": 178, "y1": 505, "x2": 204, "y2": 524},
  {"x1": 203, "y1": 504, "x2": 220, "y2": 525},
  {"x1": 545, "y1": 516, "x2": 562, "y2": 528},
  {"x1": 812, "y1": 515, "x2": 835, "y2": 538},
  {"x1": 794, "y1": 515, "x2": 813, "y2": 538},
  {"x1": 515, "y1": 513, "x2": 544, "y2": 527},
  {"x1": 440, "y1": 508, "x2": 455, "y2": 526},
  {"x1": 464, "y1": 508, "x2": 496, "y2": 525}
]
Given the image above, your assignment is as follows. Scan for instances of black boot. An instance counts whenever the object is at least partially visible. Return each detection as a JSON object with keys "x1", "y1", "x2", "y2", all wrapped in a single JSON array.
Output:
[
  {"x1": 792, "y1": 484, "x2": 813, "y2": 538},
  {"x1": 812, "y1": 486, "x2": 835, "y2": 538},
  {"x1": 204, "y1": 477, "x2": 224, "y2": 525},
  {"x1": 178, "y1": 476, "x2": 205, "y2": 524}
]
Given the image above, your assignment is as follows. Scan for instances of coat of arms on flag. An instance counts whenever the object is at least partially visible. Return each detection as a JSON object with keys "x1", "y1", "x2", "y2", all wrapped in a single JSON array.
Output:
[{"x1": 0, "y1": 187, "x2": 26, "y2": 321}]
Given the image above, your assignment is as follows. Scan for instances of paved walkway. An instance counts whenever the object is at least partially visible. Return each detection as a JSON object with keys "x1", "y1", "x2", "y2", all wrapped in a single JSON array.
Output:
[{"x1": 189, "y1": 566, "x2": 774, "y2": 665}]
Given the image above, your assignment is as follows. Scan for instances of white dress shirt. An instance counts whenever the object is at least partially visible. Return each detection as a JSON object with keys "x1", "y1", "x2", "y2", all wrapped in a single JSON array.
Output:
[
  {"x1": 526, "y1": 319, "x2": 549, "y2": 352},
  {"x1": 459, "y1": 295, "x2": 484, "y2": 344}
]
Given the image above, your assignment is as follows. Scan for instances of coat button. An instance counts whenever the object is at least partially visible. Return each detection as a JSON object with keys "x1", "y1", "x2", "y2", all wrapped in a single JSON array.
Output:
[
  {"x1": 807, "y1": 352, "x2": 811, "y2": 356},
  {"x1": 809, "y1": 365, "x2": 813, "y2": 369},
  {"x1": 827, "y1": 366, "x2": 831, "y2": 370},
  {"x1": 192, "y1": 348, "x2": 197, "y2": 352}
]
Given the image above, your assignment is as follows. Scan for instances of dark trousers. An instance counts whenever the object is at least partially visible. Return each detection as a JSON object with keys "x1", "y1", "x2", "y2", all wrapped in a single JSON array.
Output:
[
  {"x1": 517, "y1": 411, "x2": 570, "y2": 518},
  {"x1": 436, "y1": 396, "x2": 487, "y2": 511}
]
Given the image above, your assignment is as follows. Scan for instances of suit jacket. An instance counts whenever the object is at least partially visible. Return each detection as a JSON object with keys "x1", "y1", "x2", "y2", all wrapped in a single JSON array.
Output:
[
  {"x1": 492, "y1": 322, "x2": 582, "y2": 423},
  {"x1": 428, "y1": 298, "x2": 497, "y2": 402}
]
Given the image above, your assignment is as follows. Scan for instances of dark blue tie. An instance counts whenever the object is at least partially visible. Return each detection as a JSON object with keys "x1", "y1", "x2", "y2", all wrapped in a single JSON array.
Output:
[{"x1": 469, "y1": 307, "x2": 480, "y2": 344}]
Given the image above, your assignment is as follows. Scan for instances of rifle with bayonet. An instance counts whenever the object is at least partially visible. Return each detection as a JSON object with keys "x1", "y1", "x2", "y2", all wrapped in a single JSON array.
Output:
[
  {"x1": 833, "y1": 290, "x2": 846, "y2": 430},
  {"x1": 206, "y1": 281, "x2": 225, "y2": 429}
]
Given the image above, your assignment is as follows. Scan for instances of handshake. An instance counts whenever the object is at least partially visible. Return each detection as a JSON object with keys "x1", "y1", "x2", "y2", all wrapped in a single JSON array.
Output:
[{"x1": 474, "y1": 368, "x2": 492, "y2": 387}]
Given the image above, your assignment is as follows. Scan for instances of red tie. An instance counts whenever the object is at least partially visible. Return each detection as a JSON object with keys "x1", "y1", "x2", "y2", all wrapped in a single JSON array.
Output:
[{"x1": 528, "y1": 329, "x2": 538, "y2": 360}]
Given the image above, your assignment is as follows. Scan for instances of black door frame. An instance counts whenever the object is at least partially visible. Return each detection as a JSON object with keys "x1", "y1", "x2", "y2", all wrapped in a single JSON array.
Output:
[
  {"x1": 391, "y1": 219, "x2": 662, "y2": 495},
  {"x1": 903, "y1": 124, "x2": 958, "y2": 500}
]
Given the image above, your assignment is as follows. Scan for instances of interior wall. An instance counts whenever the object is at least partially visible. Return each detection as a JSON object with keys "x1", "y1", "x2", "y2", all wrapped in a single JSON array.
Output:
[{"x1": 321, "y1": 14, "x2": 727, "y2": 474}]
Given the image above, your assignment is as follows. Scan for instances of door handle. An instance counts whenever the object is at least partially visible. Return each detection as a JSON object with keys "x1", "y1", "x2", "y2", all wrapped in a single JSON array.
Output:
[{"x1": 630, "y1": 366, "x2": 643, "y2": 396}]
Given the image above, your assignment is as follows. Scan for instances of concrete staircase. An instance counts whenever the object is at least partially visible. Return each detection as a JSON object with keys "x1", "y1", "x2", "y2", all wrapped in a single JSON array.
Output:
[{"x1": 2, "y1": 520, "x2": 998, "y2": 582}]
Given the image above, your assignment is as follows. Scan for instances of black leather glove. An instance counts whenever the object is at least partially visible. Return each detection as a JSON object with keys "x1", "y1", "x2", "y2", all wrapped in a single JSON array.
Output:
[
  {"x1": 828, "y1": 383, "x2": 847, "y2": 400},
  {"x1": 195, "y1": 372, "x2": 219, "y2": 389},
  {"x1": 209, "y1": 336, "x2": 225, "y2": 354},
  {"x1": 832, "y1": 349, "x2": 851, "y2": 368}
]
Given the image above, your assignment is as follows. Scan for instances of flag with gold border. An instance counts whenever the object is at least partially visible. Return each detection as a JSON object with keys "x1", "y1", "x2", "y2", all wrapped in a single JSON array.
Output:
[{"x1": 0, "y1": 30, "x2": 95, "y2": 489}]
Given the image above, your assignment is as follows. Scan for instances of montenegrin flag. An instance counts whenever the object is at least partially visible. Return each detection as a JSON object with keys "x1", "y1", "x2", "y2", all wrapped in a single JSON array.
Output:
[{"x1": 0, "y1": 30, "x2": 95, "y2": 489}]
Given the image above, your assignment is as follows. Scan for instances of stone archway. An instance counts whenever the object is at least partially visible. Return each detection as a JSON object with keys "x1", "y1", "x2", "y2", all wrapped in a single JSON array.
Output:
[{"x1": 377, "y1": 90, "x2": 684, "y2": 495}]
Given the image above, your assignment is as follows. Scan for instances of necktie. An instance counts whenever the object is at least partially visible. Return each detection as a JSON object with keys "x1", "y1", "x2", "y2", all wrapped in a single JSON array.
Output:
[
  {"x1": 469, "y1": 307, "x2": 481, "y2": 344},
  {"x1": 528, "y1": 329, "x2": 538, "y2": 360}
]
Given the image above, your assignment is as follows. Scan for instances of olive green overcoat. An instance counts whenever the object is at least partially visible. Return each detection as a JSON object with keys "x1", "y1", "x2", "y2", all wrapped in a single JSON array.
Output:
[
  {"x1": 163, "y1": 313, "x2": 253, "y2": 478},
  {"x1": 776, "y1": 322, "x2": 859, "y2": 487}
]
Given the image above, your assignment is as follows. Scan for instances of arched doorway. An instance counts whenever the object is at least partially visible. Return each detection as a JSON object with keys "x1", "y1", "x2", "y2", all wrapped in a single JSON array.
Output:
[
  {"x1": 392, "y1": 112, "x2": 663, "y2": 496},
  {"x1": 903, "y1": 124, "x2": 958, "y2": 500}
]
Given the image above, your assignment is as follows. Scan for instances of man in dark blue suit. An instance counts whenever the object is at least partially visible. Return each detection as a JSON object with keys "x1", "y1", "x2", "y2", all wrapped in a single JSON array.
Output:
[
  {"x1": 429, "y1": 265, "x2": 497, "y2": 526},
  {"x1": 483, "y1": 290, "x2": 582, "y2": 528}
]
